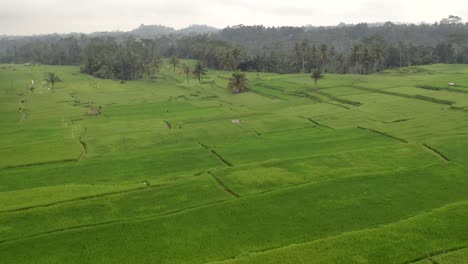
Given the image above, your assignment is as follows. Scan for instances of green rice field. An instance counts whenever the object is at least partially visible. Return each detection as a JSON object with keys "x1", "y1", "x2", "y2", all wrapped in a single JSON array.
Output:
[{"x1": 1, "y1": 62, "x2": 468, "y2": 263}]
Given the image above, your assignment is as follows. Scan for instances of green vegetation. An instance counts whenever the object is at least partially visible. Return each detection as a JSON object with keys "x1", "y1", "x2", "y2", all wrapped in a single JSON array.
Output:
[
  {"x1": 193, "y1": 62, "x2": 207, "y2": 83},
  {"x1": 43, "y1": 72, "x2": 61, "y2": 93},
  {"x1": 2, "y1": 16, "x2": 468, "y2": 75},
  {"x1": 1, "y1": 62, "x2": 468, "y2": 263},
  {"x1": 228, "y1": 72, "x2": 248, "y2": 93},
  {"x1": 311, "y1": 68, "x2": 324, "y2": 89}
]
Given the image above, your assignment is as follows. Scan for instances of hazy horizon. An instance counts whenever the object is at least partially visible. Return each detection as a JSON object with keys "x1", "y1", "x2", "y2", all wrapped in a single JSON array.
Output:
[{"x1": 1, "y1": 0, "x2": 467, "y2": 35}]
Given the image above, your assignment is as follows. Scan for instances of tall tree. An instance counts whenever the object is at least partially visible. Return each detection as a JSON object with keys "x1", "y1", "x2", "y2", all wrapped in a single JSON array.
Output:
[
  {"x1": 146, "y1": 57, "x2": 162, "y2": 77},
  {"x1": 228, "y1": 72, "x2": 248, "y2": 94},
  {"x1": 44, "y1": 72, "x2": 62, "y2": 93},
  {"x1": 398, "y1": 41, "x2": 407, "y2": 67},
  {"x1": 170, "y1": 55, "x2": 179, "y2": 71},
  {"x1": 192, "y1": 62, "x2": 207, "y2": 83},
  {"x1": 300, "y1": 40, "x2": 310, "y2": 73},
  {"x1": 349, "y1": 44, "x2": 362, "y2": 74},
  {"x1": 318, "y1": 44, "x2": 328, "y2": 73},
  {"x1": 293, "y1": 42, "x2": 303, "y2": 73},
  {"x1": 311, "y1": 68, "x2": 324, "y2": 90},
  {"x1": 293, "y1": 40, "x2": 310, "y2": 73},
  {"x1": 360, "y1": 47, "x2": 371, "y2": 74},
  {"x1": 182, "y1": 65, "x2": 191, "y2": 88},
  {"x1": 365, "y1": 35, "x2": 387, "y2": 72}
]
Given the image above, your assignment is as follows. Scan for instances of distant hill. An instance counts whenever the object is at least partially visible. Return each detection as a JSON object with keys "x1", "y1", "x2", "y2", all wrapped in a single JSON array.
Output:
[
  {"x1": 177, "y1": 25, "x2": 219, "y2": 35},
  {"x1": 129, "y1": 24, "x2": 218, "y2": 37},
  {"x1": 130, "y1": 24, "x2": 176, "y2": 37}
]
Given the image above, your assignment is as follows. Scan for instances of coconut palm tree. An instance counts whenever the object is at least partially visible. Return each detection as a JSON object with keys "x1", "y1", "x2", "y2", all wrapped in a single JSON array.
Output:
[
  {"x1": 228, "y1": 72, "x2": 248, "y2": 94},
  {"x1": 192, "y1": 62, "x2": 207, "y2": 83},
  {"x1": 170, "y1": 55, "x2": 179, "y2": 72},
  {"x1": 311, "y1": 68, "x2": 324, "y2": 90},
  {"x1": 182, "y1": 65, "x2": 190, "y2": 88},
  {"x1": 318, "y1": 44, "x2": 328, "y2": 73},
  {"x1": 349, "y1": 44, "x2": 362, "y2": 74},
  {"x1": 146, "y1": 57, "x2": 162, "y2": 77},
  {"x1": 44, "y1": 72, "x2": 62, "y2": 93}
]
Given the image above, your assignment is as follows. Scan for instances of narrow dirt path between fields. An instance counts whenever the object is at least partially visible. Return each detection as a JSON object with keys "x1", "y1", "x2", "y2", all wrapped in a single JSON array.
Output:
[
  {"x1": 352, "y1": 86, "x2": 454, "y2": 105},
  {"x1": 291, "y1": 91, "x2": 353, "y2": 109},
  {"x1": 357, "y1": 126, "x2": 408, "y2": 143},
  {"x1": 163, "y1": 120, "x2": 171, "y2": 130},
  {"x1": 207, "y1": 171, "x2": 240, "y2": 198},
  {"x1": 1, "y1": 159, "x2": 78, "y2": 170},
  {"x1": 247, "y1": 88, "x2": 283, "y2": 100},
  {"x1": 260, "y1": 126, "x2": 316, "y2": 135},
  {"x1": 0, "y1": 186, "x2": 150, "y2": 215},
  {"x1": 299, "y1": 116, "x2": 333, "y2": 129},
  {"x1": 18, "y1": 96, "x2": 29, "y2": 122},
  {"x1": 422, "y1": 144, "x2": 450, "y2": 162},
  {"x1": 316, "y1": 90, "x2": 362, "y2": 106},
  {"x1": 404, "y1": 244, "x2": 468, "y2": 264},
  {"x1": 383, "y1": 118, "x2": 413, "y2": 124},
  {"x1": 198, "y1": 142, "x2": 233, "y2": 167},
  {"x1": 450, "y1": 106, "x2": 468, "y2": 113},
  {"x1": 78, "y1": 127, "x2": 88, "y2": 161}
]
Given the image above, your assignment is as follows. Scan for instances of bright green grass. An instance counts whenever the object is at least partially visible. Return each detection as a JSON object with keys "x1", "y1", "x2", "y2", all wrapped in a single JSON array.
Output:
[
  {"x1": 212, "y1": 143, "x2": 439, "y2": 195},
  {"x1": 430, "y1": 248, "x2": 468, "y2": 264},
  {"x1": 0, "y1": 183, "x2": 144, "y2": 212},
  {"x1": 216, "y1": 200, "x2": 468, "y2": 264},
  {"x1": 1, "y1": 63, "x2": 468, "y2": 263},
  {"x1": 0, "y1": 174, "x2": 233, "y2": 241},
  {"x1": 1, "y1": 163, "x2": 468, "y2": 263}
]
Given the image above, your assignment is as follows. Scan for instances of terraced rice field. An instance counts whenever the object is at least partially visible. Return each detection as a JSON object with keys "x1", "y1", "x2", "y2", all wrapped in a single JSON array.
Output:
[{"x1": 0, "y1": 62, "x2": 467, "y2": 263}]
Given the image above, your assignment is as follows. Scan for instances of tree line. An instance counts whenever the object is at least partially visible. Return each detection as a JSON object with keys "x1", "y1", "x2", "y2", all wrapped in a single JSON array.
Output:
[{"x1": 1, "y1": 16, "x2": 467, "y2": 79}]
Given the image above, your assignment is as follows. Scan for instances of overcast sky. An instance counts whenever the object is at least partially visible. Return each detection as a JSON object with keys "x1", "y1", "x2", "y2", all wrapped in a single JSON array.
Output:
[{"x1": 1, "y1": 0, "x2": 467, "y2": 35}]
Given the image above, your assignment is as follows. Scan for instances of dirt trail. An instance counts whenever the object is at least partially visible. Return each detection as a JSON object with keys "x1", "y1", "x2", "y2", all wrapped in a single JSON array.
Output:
[
  {"x1": 1, "y1": 159, "x2": 77, "y2": 170},
  {"x1": 357, "y1": 126, "x2": 408, "y2": 143},
  {"x1": 0, "y1": 186, "x2": 148, "y2": 215},
  {"x1": 352, "y1": 85, "x2": 454, "y2": 105},
  {"x1": 207, "y1": 171, "x2": 240, "y2": 198},
  {"x1": 422, "y1": 144, "x2": 450, "y2": 162},
  {"x1": 299, "y1": 116, "x2": 333, "y2": 129},
  {"x1": 404, "y1": 244, "x2": 468, "y2": 264},
  {"x1": 450, "y1": 106, "x2": 468, "y2": 113},
  {"x1": 198, "y1": 142, "x2": 233, "y2": 167},
  {"x1": 78, "y1": 127, "x2": 88, "y2": 161},
  {"x1": 163, "y1": 120, "x2": 171, "y2": 130},
  {"x1": 18, "y1": 96, "x2": 28, "y2": 122},
  {"x1": 316, "y1": 90, "x2": 362, "y2": 106}
]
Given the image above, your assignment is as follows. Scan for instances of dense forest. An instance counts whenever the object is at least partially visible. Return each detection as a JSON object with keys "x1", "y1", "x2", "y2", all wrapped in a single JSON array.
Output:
[{"x1": 1, "y1": 16, "x2": 467, "y2": 79}]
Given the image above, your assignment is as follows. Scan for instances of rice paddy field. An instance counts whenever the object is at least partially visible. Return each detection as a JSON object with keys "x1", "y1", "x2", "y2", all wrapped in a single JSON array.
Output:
[{"x1": 0, "y1": 62, "x2": 468, "y2": 263}]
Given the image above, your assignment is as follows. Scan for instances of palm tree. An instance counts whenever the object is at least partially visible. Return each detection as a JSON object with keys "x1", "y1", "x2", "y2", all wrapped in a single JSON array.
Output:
[
  {"x1": 349, "y1": 44, "x2": 362, "y2": 74},
  {"x1": 371, "y1": 43, "x2": 386, "y2": 73},
  {"x1": 292, "y1": 40, "x2": 309, "y2": 73},
  {"x1": 231, "y1": 48, "x2": 243, "y2": 69},
  {"x1": 311, "y1": 68, "x2": 324, "y2": 90},
  {"x1": 44, "y1": 72, "x2": 62, "y2": 93},
  {"x1": 300, "y1": 40, "x2": 310, "y2": 73},
  {"x1": 170, "y1": 55, "x2": 179, "y2": 72},
  {"x1": 398, "y1": 41, "x2": 406, "y2": 67},
  {"x1": 146, "y1": 57, "x2": 162, "y2": 77},
  {"x1": 192, "y1": 62, "x2": 207, "y2": 83},
  {"x1": 228, "y1": 72, "x2": 248, "y2": 94},
  {"x1": 318, "y1": 44, "x2": 328, "y2": 73},
  {"x1": 182, "y1": 65, "x2": 190, "y2": 88},
  {"x1": 141, "y1": 38, "x2": 156, "y2": 61},
  {"x1": 360, "y1": 47, "x2": 371, "y2": 74}
]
